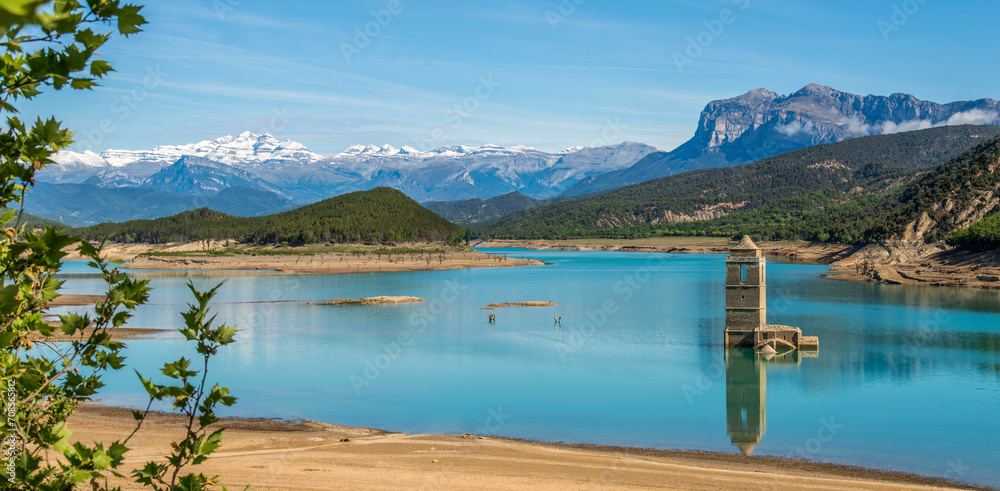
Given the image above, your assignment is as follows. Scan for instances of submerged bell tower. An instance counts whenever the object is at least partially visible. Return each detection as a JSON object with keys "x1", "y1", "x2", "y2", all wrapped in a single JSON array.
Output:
[
  {"x1": 725, "y1": 236, "x2": 766, "y2": 347},
  {"x1": 724, "y1": 236, "x2": 818, "y2": 350}
]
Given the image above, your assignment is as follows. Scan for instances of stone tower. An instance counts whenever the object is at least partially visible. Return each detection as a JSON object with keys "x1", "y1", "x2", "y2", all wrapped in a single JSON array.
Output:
[{"x1": 725, "y1": 236, "x2": 766, "y2": 347}]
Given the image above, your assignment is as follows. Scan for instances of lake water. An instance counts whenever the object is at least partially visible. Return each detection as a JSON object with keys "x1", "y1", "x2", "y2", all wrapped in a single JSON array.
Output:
[{"x1": 55, "y1": 249, "x2": 1000, "y2": 487}]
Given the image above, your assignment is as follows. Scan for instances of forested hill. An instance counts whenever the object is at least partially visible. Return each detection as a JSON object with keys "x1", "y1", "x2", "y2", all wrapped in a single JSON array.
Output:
[
  {"x1": 3, "y1": 210, "x2": 64, "y2": 229},
  {"x1": 869, "y1": 134, "x2": 1000, "y2": 246},
  {"x1": 476, "y1": 125, "x2": 1000, "y2": 240},
  {"x1": 425, "y1": 191, "x2": 560, "y2": 225},
  {"x1": 73, "y1": 187, "x2": 463, "y2": 245}
]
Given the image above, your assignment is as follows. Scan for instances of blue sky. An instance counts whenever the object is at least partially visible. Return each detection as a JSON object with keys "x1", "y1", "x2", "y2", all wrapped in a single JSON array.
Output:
[{"x1": 23, "y1": 0, "x2": 1000, "y2": 155}]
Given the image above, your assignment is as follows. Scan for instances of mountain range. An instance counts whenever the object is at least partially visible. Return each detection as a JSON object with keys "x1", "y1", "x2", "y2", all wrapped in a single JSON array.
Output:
[
  {"x1": 25, "y1": 183, "x2": 294, "y2": 227},
  {"x1": 43, "y1": 132, "x2": 657, "y2": 204},
  {"x1": 476, "y1": 125, "x2": 1000, "y2": 240},
  {"x1": 563, "y1": 84, "x2": 1000, "y2": 196},
  {"x1": 33, "y1": 84, "x2": 1000, "y2": 226}
]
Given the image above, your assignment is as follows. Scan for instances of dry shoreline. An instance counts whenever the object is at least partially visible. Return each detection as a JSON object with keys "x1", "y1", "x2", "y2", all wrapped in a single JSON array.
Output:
[
  {"x1": 67, "y1": 405, "x2": 986, "y2": 491},
  {"x1": 62, "y1": 241, "x2": 543, "y2": 275}
]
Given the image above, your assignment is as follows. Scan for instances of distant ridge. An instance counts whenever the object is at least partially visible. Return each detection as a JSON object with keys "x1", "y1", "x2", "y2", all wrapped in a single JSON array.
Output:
[
  {"x1": 564, "y1": 84, "x2": 1000, "y2": 196},
  {"x1": 476, "y1": 125, "x2": 1000, "y2": 241},
  {"x1": 25, "y1": 183, "x2": 293, "y2": 227},
  {"x1": 42, "y1": 136, "x2": 659, "y2": 205}
]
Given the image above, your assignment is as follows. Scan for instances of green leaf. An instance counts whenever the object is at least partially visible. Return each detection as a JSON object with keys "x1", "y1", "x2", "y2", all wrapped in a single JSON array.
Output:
[
  {"x1": 70, "y1": 469, "x2": 93, "y2": 483},
  {"x1": 0, "y1": 0, "x2": 35, "y2": 15},
  {"x1": 70, "y1": 77, "x2": 95, "y2": 89},
  {"x1": 0, "y1": 332, "x2": 15, "y2": 349},
  {"x1": 115, "y1": 4, "x2": 146, "y2": 36},
  {"x1": 92, "y1": 450, "x2": 112, "y2": 469},
  {"x1": 51, "y1": 422, "x2": 73, "y2": 454},
  {"x1": 89, "y1": 59, "x2": 114, "y2": 77}
]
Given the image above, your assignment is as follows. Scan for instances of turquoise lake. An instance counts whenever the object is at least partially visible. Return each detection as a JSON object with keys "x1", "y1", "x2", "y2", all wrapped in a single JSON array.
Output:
[{"x1": 55, "y1": 249, "x2": 1000, "y2": 487}]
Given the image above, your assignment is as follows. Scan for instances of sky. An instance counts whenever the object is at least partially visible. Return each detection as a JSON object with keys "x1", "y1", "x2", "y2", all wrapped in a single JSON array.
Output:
[{"x1": 21, "y1": 0, "x2": 1000, "y2": 155}]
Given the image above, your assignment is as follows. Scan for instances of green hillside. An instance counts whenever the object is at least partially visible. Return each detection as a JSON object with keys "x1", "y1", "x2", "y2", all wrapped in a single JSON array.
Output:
[
  {"x1": 477, "y1": 125, "x2": 1000, "y2": 242},
  {"x1": 715, "y1": 132, "x2": 1000, "y2": 245},
  {"x1": 3, "y1": 209, "x2": 65, "y2": 230},
  {"x1": 425, "y1": 191, "x2": 562, "y2": 225},
  {"x1": 73, "y1": 187, "x2": 463, "y2": 245}
]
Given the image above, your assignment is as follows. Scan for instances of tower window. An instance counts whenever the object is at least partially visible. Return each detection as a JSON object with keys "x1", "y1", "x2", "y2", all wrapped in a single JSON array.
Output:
[{"x1": 740, "y1": 264, "x2": 747, "y2": 283}]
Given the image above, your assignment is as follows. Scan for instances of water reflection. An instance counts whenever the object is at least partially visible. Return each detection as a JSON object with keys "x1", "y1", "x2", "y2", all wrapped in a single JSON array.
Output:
[{"x1": 726, "y1": 348, "x2": 818, "y2": 455}]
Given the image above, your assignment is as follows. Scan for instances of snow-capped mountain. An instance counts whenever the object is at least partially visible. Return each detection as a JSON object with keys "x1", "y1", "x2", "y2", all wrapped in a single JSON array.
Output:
[
  {"x1": 41, "y1": 134, "x2": 658, "y2": 204},
  {"x1": 97, "y1": 131, "x2": 323, "y2": 167},
  {"x1": 42, "y1": 131, "x2": 324, "y2": 184}
]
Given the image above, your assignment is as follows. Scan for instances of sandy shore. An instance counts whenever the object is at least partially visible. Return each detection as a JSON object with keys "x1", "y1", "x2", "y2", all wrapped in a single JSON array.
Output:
[
  {"x1": 63, "y1": 405, "x2": 982, "y2": 491},
  {"x1": 485, "y1": 301, "x2": 558, "y2": 308},
  {"x1": 318, "y1": 296, "x2": 426, "y2": 305},
  {"x1": 62, "y1": 242, "x2": 543, "y2": 275}
]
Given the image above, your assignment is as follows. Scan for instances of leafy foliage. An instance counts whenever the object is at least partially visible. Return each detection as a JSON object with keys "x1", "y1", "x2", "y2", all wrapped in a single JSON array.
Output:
[
  {"x1": 948, "y1": 211, "x2": 1000, "y2": 248},
  {"x1": 132, "y1": 283, "x2": 237, "y2": 490},
  {"x1": 73, "y1": 187, "x2": 464, "y2": 245},
  {"x1": 1, "y1": 2, "x2": 242, "y2": 490}
]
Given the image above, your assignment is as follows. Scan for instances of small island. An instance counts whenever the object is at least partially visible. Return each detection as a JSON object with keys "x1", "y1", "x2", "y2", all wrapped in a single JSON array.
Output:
[{"x1": 317, "y1": 296, "x2": 426, "y2": 305}]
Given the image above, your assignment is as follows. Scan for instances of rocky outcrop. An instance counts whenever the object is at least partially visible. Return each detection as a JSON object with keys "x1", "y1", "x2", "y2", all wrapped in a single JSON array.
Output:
[{"x1": 565, "y1": 84, "x2": 1000, "y2": 196}]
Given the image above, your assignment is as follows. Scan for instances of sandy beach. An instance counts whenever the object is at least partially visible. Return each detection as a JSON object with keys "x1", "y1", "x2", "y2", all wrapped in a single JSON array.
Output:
[
  {"x1": 65, "y1": 405, "x2": 981, "y2": 491},
  {"x1": 62, "y1": 241, "x2": 543, "y2": 275}
]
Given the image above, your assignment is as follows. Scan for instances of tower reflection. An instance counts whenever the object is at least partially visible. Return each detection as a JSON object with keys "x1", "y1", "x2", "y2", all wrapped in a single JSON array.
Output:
[{"x1": 725, "y1": 348, "x2": 817, "y2": 455}]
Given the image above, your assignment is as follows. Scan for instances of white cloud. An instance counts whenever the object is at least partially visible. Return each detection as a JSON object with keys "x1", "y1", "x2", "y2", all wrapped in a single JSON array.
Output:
[
  {"x1": 879, "y1": 109, "x2": 999, "y2": 135},
  {"x1": 840, "y1": 113, "x2": 873, "y2": 136},
  {"x1": 777, "y1": 119, "x2": 815, "y2": 136},
  {"x1": 943, "y1": 109, "x2": 1000, "y2": 126},
  {"x1": 880, "y1": 119, "x2": 934, "y2": 135}
]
